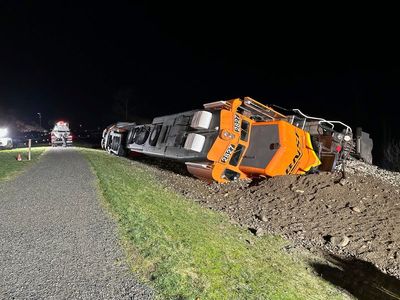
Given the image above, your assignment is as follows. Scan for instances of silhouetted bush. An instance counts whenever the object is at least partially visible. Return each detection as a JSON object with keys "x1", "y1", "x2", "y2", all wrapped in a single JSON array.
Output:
[{"x1": 383, "y1": 140, "x2": 400, "y2": 172}]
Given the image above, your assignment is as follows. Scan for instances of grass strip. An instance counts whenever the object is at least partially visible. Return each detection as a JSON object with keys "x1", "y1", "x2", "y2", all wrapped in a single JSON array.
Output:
[
  {"x1": 0, "y1": 147, "x2": 47, "y2": 181},
  {"x1": 82, "y1": 148, "x2": 350, "y2": 300}
]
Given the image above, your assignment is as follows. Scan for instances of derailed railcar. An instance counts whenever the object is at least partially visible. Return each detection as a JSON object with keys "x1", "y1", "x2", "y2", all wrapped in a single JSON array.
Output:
[{"x1": 102, "y1": 97, "x2": 372, "y2": 183}]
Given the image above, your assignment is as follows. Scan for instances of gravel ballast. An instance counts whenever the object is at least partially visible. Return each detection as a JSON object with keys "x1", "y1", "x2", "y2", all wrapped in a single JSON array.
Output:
[
  {"x1": 0, "y1": 148, "x2": 153, "y2": 299},
  {"x1": 131, "y1": 156, "x2": 400, "y2": 280}
]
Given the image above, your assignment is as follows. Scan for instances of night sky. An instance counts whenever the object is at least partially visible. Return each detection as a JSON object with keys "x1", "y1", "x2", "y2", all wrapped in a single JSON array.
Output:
[{"x1": 1, "y1": 2, "x2": 399, "y2": 162}]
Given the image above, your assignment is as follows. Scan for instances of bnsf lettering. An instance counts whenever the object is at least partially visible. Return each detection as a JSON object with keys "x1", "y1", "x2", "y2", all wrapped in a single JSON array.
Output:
[
  {"x1": 233, "y1": 114, "x2": 241, "y2": 132},
  {"x1": 221, "y1": 144, "x2": 235, "y2": 163},
  {"x1": 285, "y1": 132, "x2": 303, "y2": 174}
]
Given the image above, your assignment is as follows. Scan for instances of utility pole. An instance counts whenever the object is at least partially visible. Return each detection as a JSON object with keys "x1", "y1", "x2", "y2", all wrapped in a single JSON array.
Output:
[{"x1": 37, "y1": 112, "x2": 42, "y2": 129}]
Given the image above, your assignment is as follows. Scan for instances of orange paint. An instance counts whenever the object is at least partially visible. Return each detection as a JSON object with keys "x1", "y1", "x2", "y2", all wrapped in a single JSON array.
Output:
[{"x1": 187, "y1": 98, "x2": 321, "y2": 183}]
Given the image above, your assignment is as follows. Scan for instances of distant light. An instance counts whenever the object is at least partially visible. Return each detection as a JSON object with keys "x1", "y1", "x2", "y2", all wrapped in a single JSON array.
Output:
[{"x1": 0, "y1": 128, "x2": 8, "y2": 138}]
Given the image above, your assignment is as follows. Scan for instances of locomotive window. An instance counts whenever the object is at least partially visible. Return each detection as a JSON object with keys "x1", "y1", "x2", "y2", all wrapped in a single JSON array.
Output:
[
  {"x1": 229, "y1": 144, "x2": 245, "y2": 166},
  {"x1": 223, "y1": 169, "x2": 240, "y2": 181},
  {"x1": 240, "y1": 120, "x2": 250, "y2": 141}
]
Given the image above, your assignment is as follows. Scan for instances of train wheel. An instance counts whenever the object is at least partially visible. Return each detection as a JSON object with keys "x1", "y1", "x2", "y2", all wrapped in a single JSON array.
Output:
[
  {"x1": 134, "y1": 126, "x2": 150, "y2": 145},
  {"x1": 149, "y1": 125, "x2": 161, "y2": 146}
]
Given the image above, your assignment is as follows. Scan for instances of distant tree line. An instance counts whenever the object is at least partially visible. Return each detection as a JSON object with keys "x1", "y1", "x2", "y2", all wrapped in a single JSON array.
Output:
[
  {"x1": 112, "y1": 87, "x2": 151, "y2": 124},
  {"x1": 383, "y1": 140, "x2": 400, "y2": 172}
]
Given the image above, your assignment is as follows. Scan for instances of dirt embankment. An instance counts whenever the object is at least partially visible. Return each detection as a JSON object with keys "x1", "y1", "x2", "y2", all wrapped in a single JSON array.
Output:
[{"x1": 133, "y1": 157, "x2": 400, "y2": 279}]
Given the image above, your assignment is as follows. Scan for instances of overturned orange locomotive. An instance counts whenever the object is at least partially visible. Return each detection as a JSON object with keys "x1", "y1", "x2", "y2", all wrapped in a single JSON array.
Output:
[{"x1": 102, "y1": 97, "x2": 371, "y2": 183}]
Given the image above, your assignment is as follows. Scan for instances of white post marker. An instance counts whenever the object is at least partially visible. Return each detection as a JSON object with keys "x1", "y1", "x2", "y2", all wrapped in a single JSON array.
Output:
[{"x1": 28, "y1": 139, "x2": 32, "y2": 161}]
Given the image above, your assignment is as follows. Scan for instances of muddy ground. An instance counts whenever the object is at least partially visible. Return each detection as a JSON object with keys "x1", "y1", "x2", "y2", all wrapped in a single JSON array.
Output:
[{"x1": 130, "y1": 156, "x2": 400, "y2": 280}]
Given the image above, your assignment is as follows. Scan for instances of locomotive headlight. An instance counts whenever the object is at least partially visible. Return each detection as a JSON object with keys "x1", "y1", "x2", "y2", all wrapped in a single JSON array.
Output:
[
  {"x1": 344, "y1": 135, "x2": 352, "y2": 142},
  {"x1": 0, "y1": 128, "x2": 8, "y2": 138}
]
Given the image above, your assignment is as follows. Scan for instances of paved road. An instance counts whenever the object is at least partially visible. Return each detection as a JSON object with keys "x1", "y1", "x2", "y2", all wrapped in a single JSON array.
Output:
[{"x1": 0, "y1": 148, "x2": 153, "y2": 299}]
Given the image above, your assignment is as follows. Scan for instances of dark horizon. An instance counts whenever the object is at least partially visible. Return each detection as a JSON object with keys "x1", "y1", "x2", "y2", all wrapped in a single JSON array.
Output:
[{"x1": 1, "y1": 2, "x2": 400, "y2": 163}]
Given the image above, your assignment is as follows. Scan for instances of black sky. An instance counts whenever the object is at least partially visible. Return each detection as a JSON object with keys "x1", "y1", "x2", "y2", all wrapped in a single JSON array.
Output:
[{"x1": 1, "y1": 2, "x2": 399, "y2": 161}]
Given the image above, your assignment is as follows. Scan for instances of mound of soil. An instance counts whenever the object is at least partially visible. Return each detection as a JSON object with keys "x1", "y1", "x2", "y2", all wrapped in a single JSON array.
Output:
[{"x1": 133, "y1": 157, "x2": 400, "y2": 279}]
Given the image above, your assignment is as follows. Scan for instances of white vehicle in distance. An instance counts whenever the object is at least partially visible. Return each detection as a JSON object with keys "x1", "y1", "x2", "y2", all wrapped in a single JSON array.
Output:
[
  {"x1": 51, "y1": 121, "x2": 73, "y2": 147},
  {"x1": 0, "y1": 128, "x2": 13, "y2": 149}
]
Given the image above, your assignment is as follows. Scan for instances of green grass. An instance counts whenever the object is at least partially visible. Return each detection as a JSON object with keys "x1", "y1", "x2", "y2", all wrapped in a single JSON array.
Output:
[
  {"x1": 0, "y1": 147, "x2": 48, "y2": 181},
  {"x1": 82, "y1": 148, "x2": 351, "y2": 300}
]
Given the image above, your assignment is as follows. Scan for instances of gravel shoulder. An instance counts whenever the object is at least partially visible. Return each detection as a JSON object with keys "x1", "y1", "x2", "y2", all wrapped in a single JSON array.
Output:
[{"x1": 0, "y1": 148, "x2": 153, "y2": 299}]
